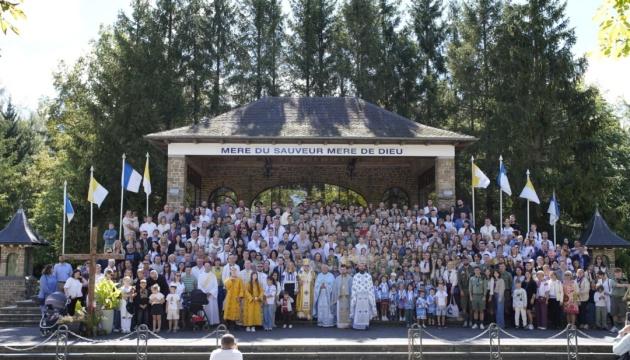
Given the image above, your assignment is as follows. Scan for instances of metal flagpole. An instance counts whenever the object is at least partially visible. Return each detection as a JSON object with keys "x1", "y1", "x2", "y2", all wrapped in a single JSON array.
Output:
[
  {"x1": 62, "y1": 180, "x2": 67, "y2": 255},
  {"x1": 145, "y1": 152, "x2": 149, "y2": 217},
  {"x1": 90, "y1": 166, "x2": 94, "y2": 244},
  {"x1": 526, "y1": 169, "x2": 530, "y2": 235},
  {"x1": 499, "y1": 155, "x2": 503, "y2": 231},
  {"x1": 553, "y1": 190, "x2": 557, "y2": 247},
  {"x1": 119, "y1": 153, "x2": 125, "y2": 241},
  {"x1": 471, "y1": 156, "x2": 475, "y2": 228}
]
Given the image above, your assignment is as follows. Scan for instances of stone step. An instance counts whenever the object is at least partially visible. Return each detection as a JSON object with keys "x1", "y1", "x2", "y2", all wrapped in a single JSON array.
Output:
[
  {"x1": 0, "y1": 306, "x2": 41, "y2": 315},
  {"x1": 0, "y1": 314, "x2": 41, "y2": 322},
  {"x1": 0, "y1": 320, "x2": 39, "y2": 327},
  {"x1": 15, "y1": 299, "x2": 37, "y2": 308}
]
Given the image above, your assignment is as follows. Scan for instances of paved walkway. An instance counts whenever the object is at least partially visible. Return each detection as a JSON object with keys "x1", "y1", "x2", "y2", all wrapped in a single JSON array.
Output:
[{"x1": 0, "y1": 324, "x2": 617, "y2": 347}]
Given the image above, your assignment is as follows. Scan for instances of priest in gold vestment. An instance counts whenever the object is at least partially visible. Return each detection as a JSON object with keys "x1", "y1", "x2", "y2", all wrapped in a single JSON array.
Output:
[{"x1": 296, "y1": 259, "x2": 316, "y2": 320}]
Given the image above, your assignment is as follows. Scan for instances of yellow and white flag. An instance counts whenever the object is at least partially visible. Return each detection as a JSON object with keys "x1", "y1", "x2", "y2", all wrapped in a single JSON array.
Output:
[
  {"x1": 472, "y1": 163, "x2": 490, "y2": 189},
  {"x1": 143, "y1": 157, "x2": 151, "y2": 195},
  {"x1": 87, "y1": 175, "x2": 109, "y2": 208},
  {"x1": 519, "y1": 177, "x2": 540, "y2": 204}
]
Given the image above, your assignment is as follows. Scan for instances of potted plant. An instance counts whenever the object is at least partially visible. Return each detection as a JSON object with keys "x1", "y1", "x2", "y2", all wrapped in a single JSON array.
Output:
[{"x1": 94, "y1": 279, "x2": 121, "y2": 334}]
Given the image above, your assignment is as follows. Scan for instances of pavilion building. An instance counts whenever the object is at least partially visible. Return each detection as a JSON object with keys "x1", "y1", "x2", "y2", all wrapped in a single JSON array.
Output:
[{"x1": 146, "y1": 97, "x2": 475, "y2": 209}]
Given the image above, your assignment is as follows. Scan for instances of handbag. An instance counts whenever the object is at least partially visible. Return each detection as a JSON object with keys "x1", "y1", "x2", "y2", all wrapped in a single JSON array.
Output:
[{"x1": 446, "y1": 296, "x2": 459, "y2": 318}]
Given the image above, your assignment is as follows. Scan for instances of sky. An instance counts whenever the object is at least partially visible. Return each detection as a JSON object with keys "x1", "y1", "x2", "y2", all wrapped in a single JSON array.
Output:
[{"x1": 0, "y1": 0, "x2": 628, "y2": 115}]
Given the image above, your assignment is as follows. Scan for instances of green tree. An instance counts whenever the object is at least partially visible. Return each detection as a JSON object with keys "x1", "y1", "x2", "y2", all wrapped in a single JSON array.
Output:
[
  {"x1": 596, "y1": 0, "x2": 630, "y2": 57},
  {"x1": 206, "y1": 0, "x2": 236, "y2": 115},
  {"x1": 231, "y1": 0, "x2": 285, "y2": 103},
  {"x1": 287, "y1": 0, "x2": 337, "y2": 96},
  {"x1": 0, "y1": 0, "x2": 25, "y2": 35},
  {"x1": 341, "y1": 0, "x2": 383, "y2": 102},
  {"x1": 410, "y1": 0, "x2": 447, "y2": 126}
]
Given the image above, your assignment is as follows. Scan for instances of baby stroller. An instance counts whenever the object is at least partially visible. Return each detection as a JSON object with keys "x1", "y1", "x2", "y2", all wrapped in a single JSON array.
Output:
[
  {"x1": 186, "y1": 289, "x2": 210, "y2": 331},
  {"x1": 40, "y1": 292, "x2": 68, "y2": 336}
]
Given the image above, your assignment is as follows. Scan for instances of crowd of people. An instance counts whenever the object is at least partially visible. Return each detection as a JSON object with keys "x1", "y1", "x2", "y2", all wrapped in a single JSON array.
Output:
[{"x1": 37, "y1": 198, "x2": 629, "y2": 335}]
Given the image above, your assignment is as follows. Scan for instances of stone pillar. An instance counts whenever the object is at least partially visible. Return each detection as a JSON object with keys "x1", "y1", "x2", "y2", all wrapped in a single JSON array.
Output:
[
  {"x1": 167, "y1": 155, "x2": 187, "y2": 207},
  {"x1": 435, "y1": 157, "x2": 456, "y2": 208}
]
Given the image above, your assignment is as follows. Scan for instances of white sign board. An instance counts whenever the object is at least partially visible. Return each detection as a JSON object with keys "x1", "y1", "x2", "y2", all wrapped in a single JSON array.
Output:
[{"x1": 168, "y1": 142, "x2": 454, "y2": 157}]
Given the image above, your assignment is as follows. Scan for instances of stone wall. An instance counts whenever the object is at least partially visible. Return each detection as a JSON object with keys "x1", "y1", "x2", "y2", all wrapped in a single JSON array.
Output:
[
  {"x1": 0, "y1": 277, "x2": 27, "y2": 307},
  {"x1": 0, "y1": 245, "x2": 25, "y2": 277},
  {"x1": 435, "y1": 157, "x2": 456, "y2": 208},
  {"x1": 177, "y1": 156, "x2": 438, "y2": 207},
  {"x1": 166, "y1": 156, "x2": 187, "y2": 207}
]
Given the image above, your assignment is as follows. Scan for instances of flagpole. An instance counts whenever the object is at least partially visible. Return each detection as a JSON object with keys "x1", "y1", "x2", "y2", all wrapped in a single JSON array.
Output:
[
  {"x1": 62, "y1": 180, "x2": 67, "y2": 255},
  {"x1": 119, "y1": 153, "x2": 125, "y2": 241},
  {"x1": 471, "y1": 156, "x2": 475, "y2": 229},
  {"x1": 90, "y1": 166, "x2": 94, "y2": 245},
  {"x1": 526, "y1": 169, "x2": 530, "y2": 235},
  {"x1": 499, "y1": 155, "x2": 503, "y2": 231},
  {"x1": 145, "y1": 152, "x2": 150, "y2": 217},
  {"x1": 553, "y1": 190, "x2": 557, "y2": 247}
]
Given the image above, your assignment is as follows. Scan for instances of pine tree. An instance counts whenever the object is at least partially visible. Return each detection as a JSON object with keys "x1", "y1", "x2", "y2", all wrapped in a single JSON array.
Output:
[
  {"x1": 206, "y1": 0, "x2": 236, "y2": 115},
  {"x1": 287, "y1": 0, "x2": 337, "y2": 96},
  {"x1": 341, "y1": 0, "x2": 383, "y2": 102},
  {"x1": 231, "y1": 0, "x2": 284, "y2": 103},
  {"x1": 410, "y1": 0, "x2": 447, "y2": 126}
]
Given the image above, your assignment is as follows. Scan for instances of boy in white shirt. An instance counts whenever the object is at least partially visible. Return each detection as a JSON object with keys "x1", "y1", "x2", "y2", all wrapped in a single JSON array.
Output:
[
  {"x1": 595, "y1": 285, "x2": 609, "y2": 330},
  {"x1": 512, "y1": 281, "x2": 528, "y2": 328},
  {"x1": 434, "y1": 282, "x2": 449, "y2": 328}
]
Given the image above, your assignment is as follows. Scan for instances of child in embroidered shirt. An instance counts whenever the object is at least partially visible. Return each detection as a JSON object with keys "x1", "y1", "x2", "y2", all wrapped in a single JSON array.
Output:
[
  {"x1": 278, "y1": 291, "x2": 295, "y2": 329},
  {"x1": 378, "y1": 276, "x2": 390, "y2": 321},
  {"x1": 397, "y1": 283, "x2": 406, "y2": 321},
  {"x1": 166, "y1": 284, "x2": 181, "y2": 332},
  {"x1": 415, "y1": 288, "x2": 428, "y2": 328},
  {"x1": 427, "y1": 287, "x2": 436, "y2": 326},
  {"x1": 263, "y1": 277, "x2": 277, "y2": 331},
  {"x1": 595, "y1": 285, "x2": 608, "y2": 330},
  {"x1": 403, "y1": 283, "x2": 416, "y2": 327},
  {"x1": 388, "y1": 285, "x2": 398, "y2": 321}
]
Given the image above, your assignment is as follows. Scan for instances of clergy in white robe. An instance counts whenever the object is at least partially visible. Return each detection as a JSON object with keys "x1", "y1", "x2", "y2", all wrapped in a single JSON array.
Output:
[
  {"x1": 313, "y1": 264, "x2": 335, "y2": 327},
  {"x1": 332, "y1": 263, "x2": 353, "y2": 328},
  {"x1": 349, "y1": 262, "x2": 377, "y2": 330},
  {"x1": 198, "y1": 262, "x2": 220, "y2": 325}
]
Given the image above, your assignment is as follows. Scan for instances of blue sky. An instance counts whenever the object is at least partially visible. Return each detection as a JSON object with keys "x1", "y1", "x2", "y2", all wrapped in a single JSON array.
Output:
[{"x1": 0, "y1": 0, "x2": 627, "y2": 114}]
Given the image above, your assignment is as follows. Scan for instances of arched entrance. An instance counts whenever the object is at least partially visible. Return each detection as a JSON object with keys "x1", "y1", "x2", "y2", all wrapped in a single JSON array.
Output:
[
  {"x1": 252, "y1": 183, "x2": 367, "y2": 208},
  {"x1": 207, "y1": 186, "x2": 238, "y2": 207}
]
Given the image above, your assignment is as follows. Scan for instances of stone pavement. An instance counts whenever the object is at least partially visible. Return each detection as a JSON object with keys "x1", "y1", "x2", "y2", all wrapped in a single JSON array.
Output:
[{"x1": 0, "y1": 323, "x2": 616, "y2": 346}]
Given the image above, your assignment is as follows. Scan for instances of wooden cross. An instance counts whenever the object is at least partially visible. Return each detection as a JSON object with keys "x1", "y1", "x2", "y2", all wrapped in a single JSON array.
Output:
[{"x1": 64, "y1": 227, "x2": 124, "y2": 312}]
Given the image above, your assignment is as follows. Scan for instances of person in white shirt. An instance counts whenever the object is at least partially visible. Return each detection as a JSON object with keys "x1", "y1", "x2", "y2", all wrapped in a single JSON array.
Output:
[
  {"x1": 139, "y1": 216, "x2": 157, "y2": 237},
  {"x1": 501, "y1": 218, "x2": 514, "y2": 238},
  {"x1": 479, "y1": 218, "x2": 497, "y2": 241},
  {"x1": 64, "y1": 269, "x2": 84, "y2": 316},
  {"x1": 209, "y1": 334, "x2": 243, "y2": 360},
  {"x1": 247, "y1": 232, "x2": 262, "y2": 252}
]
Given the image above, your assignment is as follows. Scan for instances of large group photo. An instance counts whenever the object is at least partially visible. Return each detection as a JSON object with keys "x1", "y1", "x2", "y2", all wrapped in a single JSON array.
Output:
[{"x1": 0, "y1": 0, "x2": 629, "y2": 359}]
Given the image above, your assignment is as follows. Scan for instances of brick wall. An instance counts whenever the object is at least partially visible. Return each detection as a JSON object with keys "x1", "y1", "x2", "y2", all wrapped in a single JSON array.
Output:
[
  {"x1": 0, "y1": 277, "x2": 27, "y2": 307},
  {"x1": 166, "y1": 156, "x2": 187, "y2": 207},
  {"x1": 0, "y1": 245, "x2": 25, "y2": 277},
  {"x1": 435, "y1": 157, "x2": 456, "y2": 208},
  {"x1": 167, "y1": 155, "x2": 446, "y2": 207}
]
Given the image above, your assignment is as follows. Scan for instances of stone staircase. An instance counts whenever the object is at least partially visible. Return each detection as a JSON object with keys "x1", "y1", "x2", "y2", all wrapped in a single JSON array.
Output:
[{"x1": 0, "y1": 298, "x2": 40, "y2": 328}]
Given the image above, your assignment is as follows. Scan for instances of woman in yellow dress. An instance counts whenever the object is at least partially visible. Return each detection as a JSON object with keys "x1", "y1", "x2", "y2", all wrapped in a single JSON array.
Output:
[
  {"x1": 223, "y1": 268, "x2": 243, "y2": 327},
  {"x1": 242, "y1": 272, "x2": 263, "y2": 332}
]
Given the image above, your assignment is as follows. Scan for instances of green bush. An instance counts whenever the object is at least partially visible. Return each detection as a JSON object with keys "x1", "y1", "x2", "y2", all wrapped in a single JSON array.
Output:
[{"x1": 94, "y1": 279, "x2": 121, "y2": 310}]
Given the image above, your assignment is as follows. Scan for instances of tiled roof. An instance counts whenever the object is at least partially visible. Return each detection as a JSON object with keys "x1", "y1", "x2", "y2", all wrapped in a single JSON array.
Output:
[
  {"x1": 145, "y1": 97, "x2": 474, "y2": 142},
  {"x1": 581, "y1": 210, "x2": 630, "y2": 248},
  {"x1": 0, "y1": 208, "x2": 48, "y2": 246}
]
